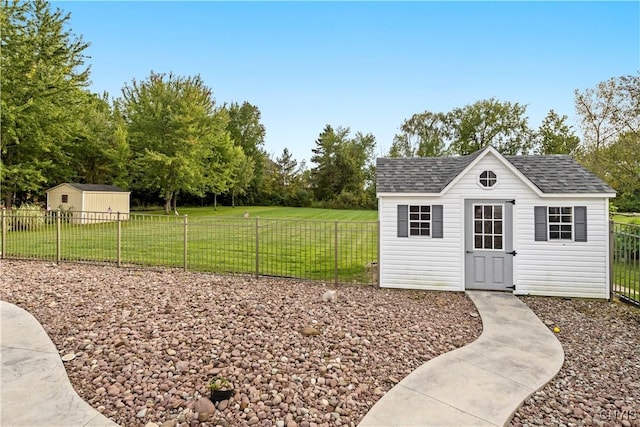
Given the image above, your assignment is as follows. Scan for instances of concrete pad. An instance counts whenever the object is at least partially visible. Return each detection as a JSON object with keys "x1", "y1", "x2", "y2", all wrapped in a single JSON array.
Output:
[
  {"x1": 399, "y1": 357, "x2": 534, "y2": 426},
  {"x1": 358, "y1": 291, "x2": 565, "y2": 427},
  {"x1": 358, "y1": 383, "x2": 494, "y2": 426},
  {"x1": 1, "y1": 301, "x2": 119, "y2": 427}
]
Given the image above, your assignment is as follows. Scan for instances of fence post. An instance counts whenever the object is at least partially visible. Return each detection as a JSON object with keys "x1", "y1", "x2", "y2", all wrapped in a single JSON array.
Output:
[
  {"x1": 609, "y1": 220, "x2": 614, "y2": 300},
  {"x1": 377, "y1": 220, "x2": 381, "y2": 287},
  {"x1": 183, "y1": 215, "x2": 188, "y2": 271},
  {"x1": 255, "y1": 217, "x2": 259, "y2": 278},
  {"x1": 1, "y1": 209, "x2": 6, "y2": 259},
  {"x1": 56, "y1": 208, "x2": 61, "y2": 263},
  {"x1": 117, "y1": 212, "x2": 122, "y2": 267},
  {"x1": 334, "y1": 221, "x2": 339, "y2": 285}
]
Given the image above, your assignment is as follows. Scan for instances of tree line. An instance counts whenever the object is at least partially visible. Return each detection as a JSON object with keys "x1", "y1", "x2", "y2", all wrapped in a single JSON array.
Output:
[{"x1": 2, "y1": 1, "x2": 638, "y2": 212}]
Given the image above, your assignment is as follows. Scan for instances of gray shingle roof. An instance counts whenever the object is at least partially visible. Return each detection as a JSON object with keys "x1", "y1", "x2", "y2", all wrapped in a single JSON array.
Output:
[
  {"x1": 68, "y1": 184, "x2": 128, "y2": 192},
  {"x1": 376, "y1": 149, "x2": 615, "y2": 194}
]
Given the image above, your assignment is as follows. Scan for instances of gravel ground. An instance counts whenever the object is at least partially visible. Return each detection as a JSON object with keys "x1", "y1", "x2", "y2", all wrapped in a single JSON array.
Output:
[
  {"x1": 3, "y1": 261, "x2": 639, "y2": 427},
  {"x1": 1, "y1": 261, "x2": 482, "y2": 427},
  {"x1": 512, "y1": 296, "x2": 640, "y2": 427}
]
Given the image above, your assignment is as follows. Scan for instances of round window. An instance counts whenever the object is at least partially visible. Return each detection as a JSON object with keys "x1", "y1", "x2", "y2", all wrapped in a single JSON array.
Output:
[{"x1": 479, "y1": 170, "x2": 497, "y2": 187}]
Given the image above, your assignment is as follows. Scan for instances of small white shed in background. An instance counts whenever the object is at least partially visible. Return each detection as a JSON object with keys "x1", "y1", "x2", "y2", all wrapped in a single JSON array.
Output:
[
  {"x1": 376, "y1": 146, "x2": 616, "y2": 299},
  {"x1": 46, "y1": 183, "x2": 130, "y2": 224}
]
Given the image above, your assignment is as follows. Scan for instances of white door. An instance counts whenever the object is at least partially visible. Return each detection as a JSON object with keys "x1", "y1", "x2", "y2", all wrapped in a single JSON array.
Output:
[{"x1": 465, "y1": 200, "x2": 514, "y2": 291}]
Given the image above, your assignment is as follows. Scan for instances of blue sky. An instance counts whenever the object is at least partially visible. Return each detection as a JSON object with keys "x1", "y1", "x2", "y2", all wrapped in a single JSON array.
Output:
[{"x1": 53, "y1": 1, "x2": 639, "y2": 163}]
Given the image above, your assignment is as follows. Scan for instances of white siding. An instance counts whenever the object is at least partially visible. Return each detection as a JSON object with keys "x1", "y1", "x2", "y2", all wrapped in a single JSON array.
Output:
[
  {"x1": 47, "y1": 184, "x2": 82, "y2": 211},
  {"x1": 379, "y1": 152, "x2": 610, "y2": 298}
]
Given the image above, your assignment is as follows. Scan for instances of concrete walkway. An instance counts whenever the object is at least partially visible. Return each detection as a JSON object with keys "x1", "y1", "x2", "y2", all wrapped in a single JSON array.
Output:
[
  {"x1": 359, "y1": 291, "x2": 565, "y2": 427},
  {"x1": 1, "y1": 301, "x2": 119, "y2": 426}
]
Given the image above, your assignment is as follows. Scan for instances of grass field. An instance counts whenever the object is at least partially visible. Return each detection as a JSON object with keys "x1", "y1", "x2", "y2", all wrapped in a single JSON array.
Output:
[
  {"x1": 2, "y1": 206, "x2": 379, "y2": 283},
  {"x1": 140, "y1": 206, "x2": 378, "y2": 221},
  {"x1": 612, "y1": 213, "x2": 640, "y2": 224}
]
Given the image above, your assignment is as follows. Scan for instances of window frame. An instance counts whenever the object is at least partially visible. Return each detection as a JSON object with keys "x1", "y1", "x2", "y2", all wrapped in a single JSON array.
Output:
[
  {"x1": 408, "y1": 205, "x2": 432, "y2": 237},
  {"x1": 548, "y1": 206, "x2": 573, "y2": 241},
  {"x1": 61, "y1": 194, "x2": 69, "y2": 203},
  {"x1": 478, "y1": 170, "x2": 498, "y2": 189},
  {"x1": 472, "y1": 203, "x2": 504, "y2": 251}
]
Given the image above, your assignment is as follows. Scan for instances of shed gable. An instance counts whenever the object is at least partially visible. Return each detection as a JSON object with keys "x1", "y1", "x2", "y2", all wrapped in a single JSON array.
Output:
[{"x1": 376, "y1": 146, "x2": 615, "y2": 197}]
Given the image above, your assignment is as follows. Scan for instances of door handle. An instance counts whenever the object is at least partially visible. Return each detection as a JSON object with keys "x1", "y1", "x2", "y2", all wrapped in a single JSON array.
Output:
[
  {"x1": 466, "y1": 250, "x2": 474, "y2": 254},
  {"x1": 507, "y1": 251, "x2": 517, "y2": 256}
]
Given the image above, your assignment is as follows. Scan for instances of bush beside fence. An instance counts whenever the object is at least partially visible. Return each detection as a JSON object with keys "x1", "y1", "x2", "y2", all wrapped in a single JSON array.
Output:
[{"x1": 0, "y1": 209, "x2": 379, "y2": 284}]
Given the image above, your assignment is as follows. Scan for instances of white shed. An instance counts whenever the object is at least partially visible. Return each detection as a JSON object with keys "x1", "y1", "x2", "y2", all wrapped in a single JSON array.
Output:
[
  {"x1": 46, "y1": 183, "x2": 130, "y2": 224},
  {"x1": 376, "y1": 146, "x2": 616, "y2": 299}
]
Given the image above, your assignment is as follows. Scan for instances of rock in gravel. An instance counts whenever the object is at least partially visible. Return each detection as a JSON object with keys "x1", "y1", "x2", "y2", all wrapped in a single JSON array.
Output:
[
  {"x1": 194, "y1": 397, "x2": 216, "y2": 414},
  {"x1": 61, "y1": 353, "x2": 75, "y2": 362},
  {"x1": 300, "y1": 326, "x2": 320, "y2": 337},
  {"x1": 160, "y1": 420, "x2": 177, "y2": 427},
  {"x1": 275, "y1": 421, "x2": 285, "y2": 427},
  {"x1": 166, "y1": 349, "x2": 176, "y2": 356},
  {"x1": 217, "y1": 399, "x2": 228, "y2": 410},
  {"x1": 136, "y1": 407, "x2": 147, "y2": 418},
  {"x1": 144, "y1": 423, "x2": 159, "y2": 427},
  {"x1": 107, "y1": 385, "x2": 120, "y2": 396}
]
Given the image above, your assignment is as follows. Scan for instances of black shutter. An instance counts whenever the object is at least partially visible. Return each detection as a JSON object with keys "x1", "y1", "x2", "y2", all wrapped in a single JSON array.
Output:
[
  {"x1": 574, "y1": 206, "x2": 587, "y2": 242},
  {"x1": 397, "y1": 205, "x2": 408, "y2": 238},
  {"x1": 432, "y1": 205, "x2": 443, "y2": 238},
  {"x1": 534, "y1": 206, "x2": 547, "y2": 241}
]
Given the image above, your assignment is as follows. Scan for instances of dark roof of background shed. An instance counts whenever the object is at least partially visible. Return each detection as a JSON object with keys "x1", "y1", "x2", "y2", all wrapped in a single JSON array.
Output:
[
  {"x1": 376, "y1": 149, "x2": 615, "y2": 194},
  {"x1": 67, "y1": 184, "x2": 128, "y2": 192}
]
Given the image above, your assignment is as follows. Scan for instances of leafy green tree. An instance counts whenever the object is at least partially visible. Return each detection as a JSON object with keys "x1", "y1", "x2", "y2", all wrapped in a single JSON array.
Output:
[
  {"x1": 391, "y1": 99, "x2": 533, "y2": 158},
  {"x1": 389, "y1": 111, "x2": 450, "y2": 157},
  {"x1": 70, "y1": 92, "x2": 131, "y2": 187},
  {"x1": 120, "y1": 72, "x2": 235, "y2": 214},
  {"x1": 575, "y1": 73, "x2": 640, "y2": 211},
  {"x1": 449, "y1": 98, "x2": 532, "y2": 155},
  {"x1": 228, "y1": 151, "x2": 254, "y2": 208},
  {"x1": 225, "y1": 101, "x2": 267, "y2": 203},
  {"x1": 604, "y1": 132, "x2": 640, "y2": 211},
  {"x1": 535, "y1": 109, "x2": 581, "y2": 155},
  {"x1": 1, "y1": 0, "x2": 90, "y2": 207}
]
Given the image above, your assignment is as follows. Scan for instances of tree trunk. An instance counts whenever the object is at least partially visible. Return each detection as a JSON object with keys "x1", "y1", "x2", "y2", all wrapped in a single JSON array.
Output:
[
  {"x1": 232, "y1": 192, "x2": 235, "y2": 208},
  {"x1": 172, "y1": 192, "x2": 179, "y2": 215},
  {"x1": 4, "y1": 191, "x2": 13, "y2": 209},
  {"x1": 214, "y1": 194, "x2": 217, "y2": 210},
  {"x1": 164, "y1": 192, "x2": 172, "y2": 215}
]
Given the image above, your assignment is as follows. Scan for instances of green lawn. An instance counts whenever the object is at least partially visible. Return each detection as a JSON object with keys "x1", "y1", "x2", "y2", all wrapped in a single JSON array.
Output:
[
  {"x1": 2, "y1": 207, "x2": 379, "y2": 283},
  {"x1": 612, "y1": 214, "x2": 640, "y2": 224},
  {"x1": 140, "y1": 206, "x2": 378, "y2": 221}
]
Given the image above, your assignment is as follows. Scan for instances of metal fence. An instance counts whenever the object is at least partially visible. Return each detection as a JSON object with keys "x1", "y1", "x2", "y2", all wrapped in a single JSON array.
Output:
[
  {"x1": 0, "y1": 209, "x2": 379, "y2": 285},
  {"x1": 611, "y1": 220, "x2": 640, "y2": 306}
]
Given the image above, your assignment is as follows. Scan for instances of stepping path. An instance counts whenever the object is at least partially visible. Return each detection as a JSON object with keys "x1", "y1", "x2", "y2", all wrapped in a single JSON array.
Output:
[
  {"x1": 1, "y1": 301, "x2": 119, "y2": 427},
  {"x1": 358, "y1": 291, "x2": 565, "y2": 426}
]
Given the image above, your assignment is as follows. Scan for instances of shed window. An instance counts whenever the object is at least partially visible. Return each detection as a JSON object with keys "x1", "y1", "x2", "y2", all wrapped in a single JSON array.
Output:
[
  {"x1": 61, "y1": 194, "x2": 68, "y2": 203},
  {"x1": 548, "y1": 207, "x2": 572, "y2": 240},
  {"x1": 534, "y1": 206, "x2": 587, "y2": 242},
  {"x1": 409, "y1": 205, "x2": 431, "y2": 236},
  {"x1": 397, "y1": 205, "x2": 443, "y2": 238},
  {"x1": 479, "y1": 170, "x2": 497, "y2": 187}
]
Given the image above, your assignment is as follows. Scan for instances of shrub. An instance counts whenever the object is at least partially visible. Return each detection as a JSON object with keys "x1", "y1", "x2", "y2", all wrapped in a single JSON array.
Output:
[{"x1": 9, "y1": 203, "x2": 45, "y2": 231}]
